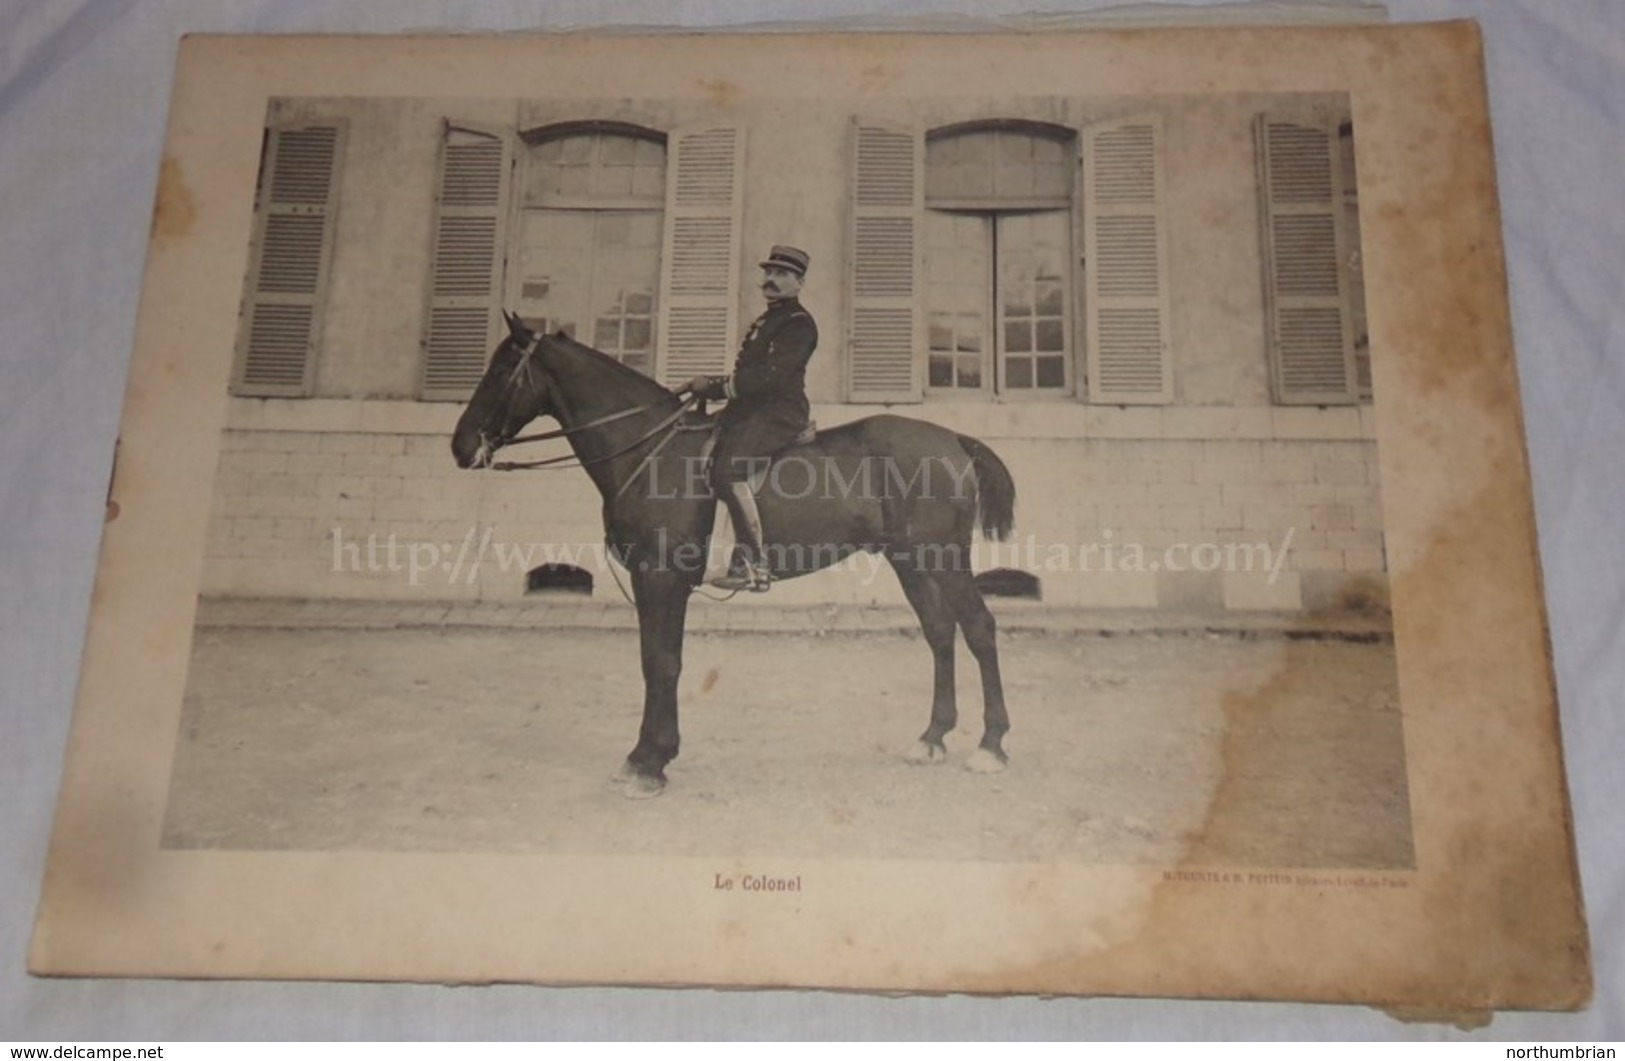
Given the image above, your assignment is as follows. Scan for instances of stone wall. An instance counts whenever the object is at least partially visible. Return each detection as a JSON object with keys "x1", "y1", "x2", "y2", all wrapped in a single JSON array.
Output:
[{"x1": 203, "y1": 399, "x2": 1385, "y2": 613}]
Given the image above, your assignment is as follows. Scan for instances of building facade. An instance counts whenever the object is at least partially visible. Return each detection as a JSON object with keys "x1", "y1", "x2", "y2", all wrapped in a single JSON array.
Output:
[{"x1": 206, "y1": 91, "x2": 1384, "y2": 613}]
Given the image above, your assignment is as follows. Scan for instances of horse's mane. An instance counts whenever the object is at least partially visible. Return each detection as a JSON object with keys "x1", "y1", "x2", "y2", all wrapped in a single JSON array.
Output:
[{"x1": 539, "y1": 330, "x2": 674, "y2": 403}]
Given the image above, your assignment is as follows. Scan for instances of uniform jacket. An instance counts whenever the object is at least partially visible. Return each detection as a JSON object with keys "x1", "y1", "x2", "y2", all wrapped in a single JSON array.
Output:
[{"x1": 698, "y1": 297, "x2": 818, "y2": 433}]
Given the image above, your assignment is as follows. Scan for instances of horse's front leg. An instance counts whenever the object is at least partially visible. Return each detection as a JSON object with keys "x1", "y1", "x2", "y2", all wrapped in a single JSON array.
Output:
[{"x1": 618, "y1": 565, "x2": 692, "y2": 799}]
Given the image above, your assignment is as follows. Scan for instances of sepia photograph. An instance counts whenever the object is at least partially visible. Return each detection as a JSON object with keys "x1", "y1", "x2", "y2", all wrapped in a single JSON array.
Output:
[
  {"x1": 24, "y1": 24, "x2": 1590, "y2": 1011},
  {"x1": 158, "y1": 87, "x2": 1410, "y2": 872}
]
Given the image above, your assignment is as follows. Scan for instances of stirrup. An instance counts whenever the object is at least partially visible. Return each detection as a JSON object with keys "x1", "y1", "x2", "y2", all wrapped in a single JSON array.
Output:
[{"x1": 710, "y1": 559, "x2": 771, "y2": 593}]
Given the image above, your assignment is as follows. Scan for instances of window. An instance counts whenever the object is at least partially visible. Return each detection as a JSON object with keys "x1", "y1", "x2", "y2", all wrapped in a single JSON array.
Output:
[
  {"x1": 420, "y1": 121, "x2": 745, "y2": 400},
  {"x1": 924, "y1": 125, "x2": 1075, "y2": 396},
  {"x1": 233, "y1": 123, "x2": 344, "y2": 397},
  {"x1": 514, "y1": 128, "x2": 666, "y2": 375},
  {"x1": 1256, "y1": 109, "x2": 1368, "y2": 405},
  {"x1": 847, "y1": 117, "x2": 1169, "y2": 405}
]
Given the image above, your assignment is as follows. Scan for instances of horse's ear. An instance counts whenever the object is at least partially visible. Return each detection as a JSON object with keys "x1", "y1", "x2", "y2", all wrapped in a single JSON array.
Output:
[{"x1": 502, "y1": 309, "x2": 528, "y2": 340}]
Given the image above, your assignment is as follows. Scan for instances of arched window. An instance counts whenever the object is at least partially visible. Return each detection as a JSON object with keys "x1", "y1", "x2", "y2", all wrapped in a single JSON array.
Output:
[
  {"x1": 974, "y1": 567, "x2": 1042, "y2": 600},
  {"x1": 515, "y1": 124, "x2": 668, "y2": 376},
  {"x1": 526, "y1": 563, "x2": 595, "y2": 596},
  {"x1": 421, "y1": 120, "x2": 743, "y2": 398},
  {"x1": 924, "y1": 122, "x2": 1076, "y2": 396}
]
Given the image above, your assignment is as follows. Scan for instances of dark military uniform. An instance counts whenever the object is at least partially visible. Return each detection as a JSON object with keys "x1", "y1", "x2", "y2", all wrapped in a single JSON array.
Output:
[{"x1": 697, "y1": 297, "x2": 818, "y2": 484}]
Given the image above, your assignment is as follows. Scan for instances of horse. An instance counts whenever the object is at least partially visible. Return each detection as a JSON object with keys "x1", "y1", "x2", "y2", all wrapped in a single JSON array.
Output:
[{"x1": 451, "y1": 313, "x2": 1017, "y2": 798}]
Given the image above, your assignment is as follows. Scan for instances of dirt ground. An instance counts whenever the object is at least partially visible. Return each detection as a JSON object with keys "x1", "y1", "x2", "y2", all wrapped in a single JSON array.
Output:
[{"x1": 162, "y1": 625, "x2": 1413, "y2": 869}]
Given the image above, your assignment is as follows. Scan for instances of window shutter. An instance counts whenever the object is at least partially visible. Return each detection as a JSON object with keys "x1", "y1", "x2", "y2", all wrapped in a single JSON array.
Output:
[
  {"x1": 656, "y1": 126, "x2": 745, "y2": 388},
  {"x1": 1083, "y1": 117, "x2": 1172, "y2": 405},
  {"x1": 420, "y1": 122, "x2": 513, "y2": 401},
  {"x1": 1257, "y1": 112, "x2": 1358, "y2": 405},
  {"x1": 233, "y1": 124, "x2": 343, "y2": 397},
  {"x1": 847, "y1": 120, "x2": 922, "y2": 403}
]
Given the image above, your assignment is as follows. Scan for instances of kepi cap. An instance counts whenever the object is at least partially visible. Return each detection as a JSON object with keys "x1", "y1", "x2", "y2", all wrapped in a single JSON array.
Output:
[{"x1": 758, "y1": 245, "x2": 810, "y2": 277}]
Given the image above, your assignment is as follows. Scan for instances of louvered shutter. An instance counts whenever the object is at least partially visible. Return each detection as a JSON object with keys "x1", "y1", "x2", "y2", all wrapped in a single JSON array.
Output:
[
  {"x1": 233, "y1": 124, "x2": 343, "y2": 397},
  {"x1": 656, "y1": 126, "x2": 745, "y2": 388},
  {"x1": 847, "y1": 121, "x2": 922, "y2": 403},
  {"x1": 1257, "y1": 112, "x2": 1358, "y2": 405},
  {"x1": 1083, "y1": 117, "x2": 1172, "y2": 404},
  {"x1": 420, "y1": 123, "x2": 513, "y2": 401}
]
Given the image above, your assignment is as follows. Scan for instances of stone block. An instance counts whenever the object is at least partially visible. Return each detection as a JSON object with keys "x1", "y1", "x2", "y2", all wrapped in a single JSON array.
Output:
[{"x1": 1222, "y1": 570, "x2": 1303, "y2": 611}]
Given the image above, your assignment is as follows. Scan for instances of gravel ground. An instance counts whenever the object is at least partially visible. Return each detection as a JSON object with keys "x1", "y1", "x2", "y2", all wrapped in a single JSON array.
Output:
[{"x1": 163, "y1": 625, "x2": 1412, "y2": 869}]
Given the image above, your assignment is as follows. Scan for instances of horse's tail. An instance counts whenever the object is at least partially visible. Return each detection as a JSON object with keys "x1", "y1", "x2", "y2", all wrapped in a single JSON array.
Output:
[{"x1": 957, "y1": 434, "x2": 1016, "y2": 542}]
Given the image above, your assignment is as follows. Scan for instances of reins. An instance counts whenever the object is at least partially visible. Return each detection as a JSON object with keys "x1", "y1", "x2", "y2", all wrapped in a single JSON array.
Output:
[
  {"x1": 489, "y1": 393, "x2": 698, "y2": 480},
  {"x1": 478, "y1": 329, "x2": 732, "y2": 601},
  {"x1": 483, "y1": 330, "x2": 706, "y2": 494}
]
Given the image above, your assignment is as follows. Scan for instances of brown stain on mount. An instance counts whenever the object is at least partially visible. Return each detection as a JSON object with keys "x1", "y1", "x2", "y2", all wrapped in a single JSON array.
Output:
[
  {"x1": 856, "y1": 64, "x2": 898, "y2": 94},
  {"x1": 696, "y1": 78, "x2": 739, "y2": 109},
  {"x1": 150, "y1": 156, "x2": 197, "y2": 245}
]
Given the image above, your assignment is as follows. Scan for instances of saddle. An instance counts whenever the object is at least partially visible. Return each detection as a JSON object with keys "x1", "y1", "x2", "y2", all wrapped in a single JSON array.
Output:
[
  {"x1": 687, "y1": 416, "x2": 817, "y2": 586},
  {"x1": 688, "y1": 416, "x2": 818, "y2": 492}
]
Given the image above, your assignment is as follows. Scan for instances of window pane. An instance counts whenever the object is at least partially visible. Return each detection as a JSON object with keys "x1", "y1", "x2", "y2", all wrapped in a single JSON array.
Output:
[
  {"x1": 557, "y1": 164, "x2": 591, "y2": 197},
  {"x1": 924, "y1": 209, "x2": 993, "y2": 392},
  {"x1": 927, "y1": 127, "x2": 1072, "y2": 208},
  {"x1": 1003, "y1": 289, "x2": 1033, "y2": 318},
  {"x1": 1036, "y1": 355, "x2": 1065, "y2": 388},
  {"x1": 635, "y1": 138, "x2": 665, "y2": 166},
  {"x1": 1033, "y1": 161, "x2": 1070, "y2": 200},
  {"x1": 530, "y1": 133, "x2": 665, "y2": 206},
  {"x1": 558, "y1": 136, "x2": 592, "y2": 163},
  {"x1": 1005, "y1": 357, "x2": 1033, "y2": 388},
  {"x1": 626, "y1": 212, "x2": 661, "y2": 248},
  {"x1": 598, "y1": 214, "x2": 630, "y2": 246},
  {"x1": 600, "y1": 135, "x2": 636, "y2": 164},
  {"x1": 631, "y1": 165, "x2": 664, "y2": 199},
  {"x1": 1032, "y1": 135, "x2": 1065, "y2": 163},
  {"x1": 959, "y1": 132, "x2": 993, "y2": 162},
  {"x1": 1005, "y1": 320, "x2": 1032, "y2": 353},
  {"x1": 995, "y1": 161, "x2": 1034, "y2": 199},
  {"x1": 1036, "y1": 283, "x2": 1064, "y2": 315},
  {"x1": 596, "y1": 163, "x2": 633, "y2": 198},
  {"x1": 1036, "y1": 318, "x2": 1064, "y2": 351},
  {"x1": 521, "y1": 202, "x2": 660, "y2": 375},
  {"x1": 956, "y1": 313, "x2": 982, "y2": 353}
]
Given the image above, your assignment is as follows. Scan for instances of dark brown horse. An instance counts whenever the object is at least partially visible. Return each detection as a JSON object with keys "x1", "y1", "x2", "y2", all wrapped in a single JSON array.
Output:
[{"x1": 451, "y1": 315, "x2": 1016, "y2": 797}]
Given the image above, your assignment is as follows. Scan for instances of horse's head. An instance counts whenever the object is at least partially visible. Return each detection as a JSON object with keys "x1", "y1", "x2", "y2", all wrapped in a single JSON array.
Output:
[{"x1": 451, "y1": 311, "x2": 556, "y2": 469}]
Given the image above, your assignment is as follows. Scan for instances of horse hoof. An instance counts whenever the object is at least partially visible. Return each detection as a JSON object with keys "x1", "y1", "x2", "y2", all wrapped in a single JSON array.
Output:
[
  {"x1": 964, "y1": 747, "x2": 1007, "y2": 774},
  {"x1": 904, "y1": 740, "x2": 948, "y2": 766},
  {"x1": 611, "y1": 761, "x2": 637, "y2": 784},
  {"x1": 622, "y1": 773, "x2": 667, "y2": 799}
]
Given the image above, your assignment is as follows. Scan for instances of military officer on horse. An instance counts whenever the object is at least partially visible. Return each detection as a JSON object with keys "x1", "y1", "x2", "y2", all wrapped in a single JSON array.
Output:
[{"x1": 684, "y1": 244, "x2": 818, "y2": 593}]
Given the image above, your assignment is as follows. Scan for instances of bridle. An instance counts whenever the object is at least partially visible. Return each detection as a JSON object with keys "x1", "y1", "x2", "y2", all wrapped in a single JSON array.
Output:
[{"x1": 474, "y1": 330, "x2": 702, "y2": 501}]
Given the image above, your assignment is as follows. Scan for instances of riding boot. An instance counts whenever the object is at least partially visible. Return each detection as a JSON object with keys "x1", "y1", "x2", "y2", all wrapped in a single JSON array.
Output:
[{"x1": 713, "y1": 481, "x2": 771, "y2": 592}]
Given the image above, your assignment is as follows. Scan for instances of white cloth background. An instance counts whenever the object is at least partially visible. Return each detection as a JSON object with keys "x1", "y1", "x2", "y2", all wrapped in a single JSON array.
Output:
[{"x1": 2, "y1": 0, "x2": 1620, "y2": 1041}]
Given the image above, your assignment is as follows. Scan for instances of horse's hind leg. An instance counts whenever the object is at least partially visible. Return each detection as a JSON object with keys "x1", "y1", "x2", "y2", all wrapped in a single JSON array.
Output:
[
  {"x1": 939, "y1": 569, "x2": 1009, "y2": 773},
  {"x1": 892, "y1": 559, "x2": 958, "y2": 765}
]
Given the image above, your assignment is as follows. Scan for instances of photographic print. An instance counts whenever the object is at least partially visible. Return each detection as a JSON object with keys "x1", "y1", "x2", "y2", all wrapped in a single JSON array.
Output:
[{"x1": 30, "y1": 25, "x2": 1588, "y2": 1009}]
